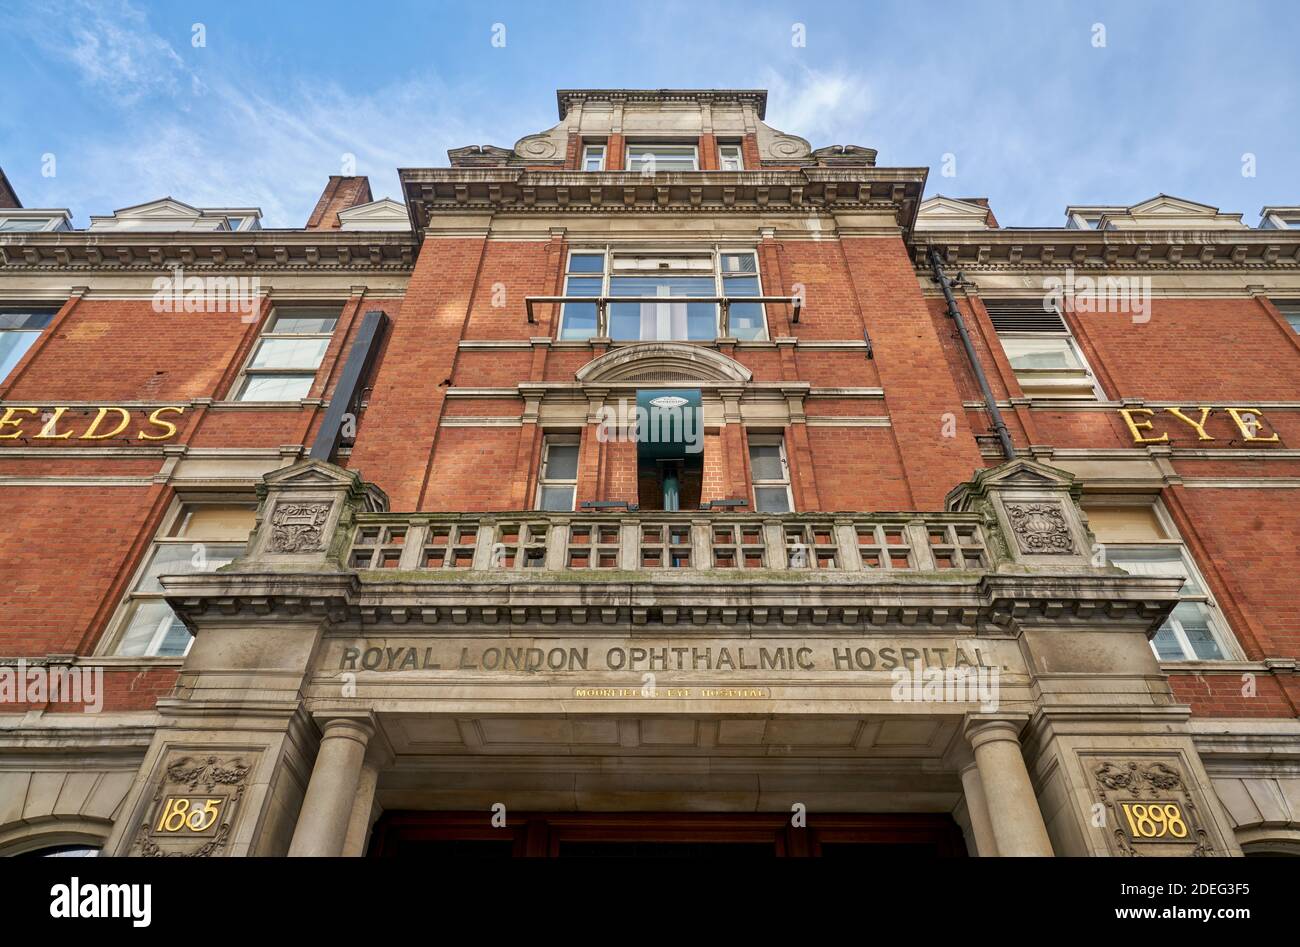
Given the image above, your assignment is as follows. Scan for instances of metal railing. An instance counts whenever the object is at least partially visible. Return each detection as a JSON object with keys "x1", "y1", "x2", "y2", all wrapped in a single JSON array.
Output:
[{"x1": 523, "y1": 294, "x2": 803, "y2": 334}]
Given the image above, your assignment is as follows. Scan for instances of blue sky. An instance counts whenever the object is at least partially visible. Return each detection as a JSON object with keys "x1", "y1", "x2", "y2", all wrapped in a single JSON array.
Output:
[{"x1": 1, "y1": 0, "x2": 1296, "y2": 228}]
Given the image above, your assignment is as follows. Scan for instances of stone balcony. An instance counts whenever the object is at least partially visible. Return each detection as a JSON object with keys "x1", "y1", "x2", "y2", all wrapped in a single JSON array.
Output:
[
  {"x1": 159, "y1": 457, "x2": 1186, "y2": 635},
  {"x1": 346, "y1": 510, "x2": 991, "y2": 576}
]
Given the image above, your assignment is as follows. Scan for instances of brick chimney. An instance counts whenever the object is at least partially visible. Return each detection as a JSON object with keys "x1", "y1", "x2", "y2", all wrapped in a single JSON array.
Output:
[
  {"x1": 305, "y1": 175, "x2": 372, "y2": 229},
  {"x1": 0, "y1": 167, "x2": 21, "y2": 209},
  {"x1": 957, "y1": 196, "x2": 999, "y2": 228}
]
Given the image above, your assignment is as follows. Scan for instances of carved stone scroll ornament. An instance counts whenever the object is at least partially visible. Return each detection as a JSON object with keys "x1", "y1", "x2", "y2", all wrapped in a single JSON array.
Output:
[
  {"x1": 516, "y1": 135, "x2": 559, "y2": 159},
  {"x1": 269, "y1": 501, "x2": 331, "y2": 552},
  {"x1": 1004, "y1": 501, "x2": 1075, "y2": 555},
  {"x1": 1092, "y1": 760, "x2": 1215, "y2": 857}
]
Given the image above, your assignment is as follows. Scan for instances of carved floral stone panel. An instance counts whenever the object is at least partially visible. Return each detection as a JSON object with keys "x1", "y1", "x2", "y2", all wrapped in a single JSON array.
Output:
[
  {"x1": 1004, "y1": 501, "x2": 1075, "y2": 555},
  {"x1": 131, "y1": 754, "x2": 253, "y2": 857},
  {"x1": 1091, "y1": 759, "x2": 1216, "y2": 856},
  {"x1": 269, "y1": 501, "x2": 331, "y2": 553}
]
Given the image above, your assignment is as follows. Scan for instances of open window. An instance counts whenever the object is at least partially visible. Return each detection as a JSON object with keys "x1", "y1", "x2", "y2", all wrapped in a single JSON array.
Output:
[
  {"x1": 536, "y1": 436, "x2": 579, "y2": 511},
  {"x1": 749, "y1": 435, "x2": 793, "y2": 513}
]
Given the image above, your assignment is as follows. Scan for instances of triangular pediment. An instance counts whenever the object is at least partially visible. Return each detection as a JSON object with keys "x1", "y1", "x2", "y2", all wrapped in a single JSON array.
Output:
[
  {"x1": 1079, "y1": 194, "x2": 1248, "y2": 230},
  {"x1": 1128, "y1": 194, "x2": 1219, "y2": 216},
  {"x1": 115, "y1": 198, "x2": 204, "y2": 219},
  {"x1": 915, "y1": 196, "x2": 992, "y2": 230},
  {"x1": 945, "y1": 459, "x2": 1079, "y2": 510},
  {"x1": 337, "y1": 198, "x2": 409, "y2": 230},
  {"x1": 263, "y1": 459, "x2": 360, "y2": 487}
]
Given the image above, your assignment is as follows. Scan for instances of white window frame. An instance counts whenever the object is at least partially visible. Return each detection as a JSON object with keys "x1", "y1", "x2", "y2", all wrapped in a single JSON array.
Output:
[
  {"x1": 988, "y1": 302, "x2": 1104, "y2": 401},
  {"x1": 536, "y1": 435, "x2": 580, "y2": 511},
  {"x1": 1083, "y1": 496, "x2": 1239, "y2": 663},
  {"x1": 557, "y1": 246, "x2": 768, "y2": 342},
  {"x1": 234, "y1": 305, "x2": 340, "y2": 402},
  {"x1": 0, "y1": 211, "x2": 72, "y2": 232},
  {"x1": 0, "y1": 308, "x2": 57, "y2": 381},
  {"x1": 582, "y1": 144, "x2": 606, "y2": 171},
  {"x1": 102, "y1": 496, "x2": 257, "y2": 658},
  {"x1": 625, "y1": 144, "x2": 699, "y2": 173},
  {"x1": 718, "y1": 144, "x2": 744, "y2": 171},
  {"x1": 748, "y1": 434, "x2": 794, "y2": 513},
  {"x1": 1261, "y1": 209, "x2": 1300, "y2": 230},
  {"x1": 1272, "y1": 300, "x2": 1300, "y2": 334}
]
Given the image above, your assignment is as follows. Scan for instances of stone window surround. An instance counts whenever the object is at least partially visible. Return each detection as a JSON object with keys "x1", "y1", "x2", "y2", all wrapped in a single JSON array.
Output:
[{"x1": 514, "y1": 341, "x2": 818, "y2": 514}]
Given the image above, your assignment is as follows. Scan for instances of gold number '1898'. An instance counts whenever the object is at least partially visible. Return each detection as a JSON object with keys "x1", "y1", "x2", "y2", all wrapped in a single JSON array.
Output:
[{"x1": 1119, "y1": 802, "x2": 1188, "y2": 839}]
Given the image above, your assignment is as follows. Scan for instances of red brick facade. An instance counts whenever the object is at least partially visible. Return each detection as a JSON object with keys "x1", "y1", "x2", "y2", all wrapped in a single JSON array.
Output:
[{"x1": 1, "y1": 92, "x2": 1297, "y2": 734}]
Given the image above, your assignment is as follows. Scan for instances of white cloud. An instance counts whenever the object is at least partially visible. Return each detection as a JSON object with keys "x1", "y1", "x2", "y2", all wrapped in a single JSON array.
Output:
[
  {"x1": 761, "y1": 66, "x2": 874, "y2": 144},
  {"x1": 25, "y1": 0, "x2": 188, "y2": 106},
  {"x1": 6, "y1": 0, "x2": 528, "y2": 225},
  {"x1": 73, "y1": 74, "x2": 514, "y2": 225}
]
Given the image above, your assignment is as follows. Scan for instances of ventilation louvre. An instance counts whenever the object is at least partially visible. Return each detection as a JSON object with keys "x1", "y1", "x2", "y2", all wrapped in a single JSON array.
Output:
[{"x1": 985, "y1": 303, "x2": 1068, "y2": 334}]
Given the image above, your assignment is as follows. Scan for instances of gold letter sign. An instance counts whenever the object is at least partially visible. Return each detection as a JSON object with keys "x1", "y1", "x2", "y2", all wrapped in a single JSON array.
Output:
[
  {"x1": 0, "y1": 405, "x2": 186, "y2": 442},
  {"x1": 1118, "y1": 406, "x2": 1280, "y2": 445}
]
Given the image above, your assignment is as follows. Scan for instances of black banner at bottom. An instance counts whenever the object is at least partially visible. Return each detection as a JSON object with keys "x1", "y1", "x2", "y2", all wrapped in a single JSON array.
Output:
[{"x1": 0, "y1": 855, "x2": 1280, "y2": 936}]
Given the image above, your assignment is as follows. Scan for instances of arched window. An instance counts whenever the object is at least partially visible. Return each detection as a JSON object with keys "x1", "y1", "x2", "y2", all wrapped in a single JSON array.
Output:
[{"x1": 19, "y1": 845, "x2": 100, "y2": 857}]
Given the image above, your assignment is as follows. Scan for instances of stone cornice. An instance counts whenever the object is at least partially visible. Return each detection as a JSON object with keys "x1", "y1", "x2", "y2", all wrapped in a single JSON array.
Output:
[
  {"x1": 161, "y1": 570, "x2": 1182, "y2": 633},
  {"x1": 912, "y1": 228, "x2": 1300, "y2": 270},
  {"x1": 0, "y1": 230, "x2": 417, "y2": 272},
  {"x1": 557, "y1": 88, "x2": 768, "y2": 119},
  {"x1": 400, "y1": 167, "x2": 927, "y2": 236}
]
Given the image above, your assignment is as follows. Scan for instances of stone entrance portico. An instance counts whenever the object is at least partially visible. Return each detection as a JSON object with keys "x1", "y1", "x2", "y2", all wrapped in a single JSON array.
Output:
[{"x1": 97, "y1": 457, "x2": 1241, "y2": 857}]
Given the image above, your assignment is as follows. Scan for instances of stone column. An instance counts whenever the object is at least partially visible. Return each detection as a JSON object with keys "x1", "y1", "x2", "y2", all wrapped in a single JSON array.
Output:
[
  {"x1": 958, "y1": 759, "x2": 999, "y2": 857},
  {"x1": 289, "y1": 716, "x2": 375, "y2": 857},
  {"x1": 341, "y1": 744, "x2": 389, "y2": 857},
  {"x1": 965, "y1": 717, "x2": 1054, "y2": 857}
]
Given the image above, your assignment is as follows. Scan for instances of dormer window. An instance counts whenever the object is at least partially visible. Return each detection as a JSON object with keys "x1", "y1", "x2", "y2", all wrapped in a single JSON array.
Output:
[
  {"x1": 87, "y1": 199, "x2": 262, "y2": 232},
  {"x1": 1067, "y1": 212, "x2": 1109, "y2": 230},
  {"x1": 1260, "y1": 208, "x2": 1300, "y2": 230},
  {"x1": 0, "y1": 211, "x2": 72, "y2": 232}
]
